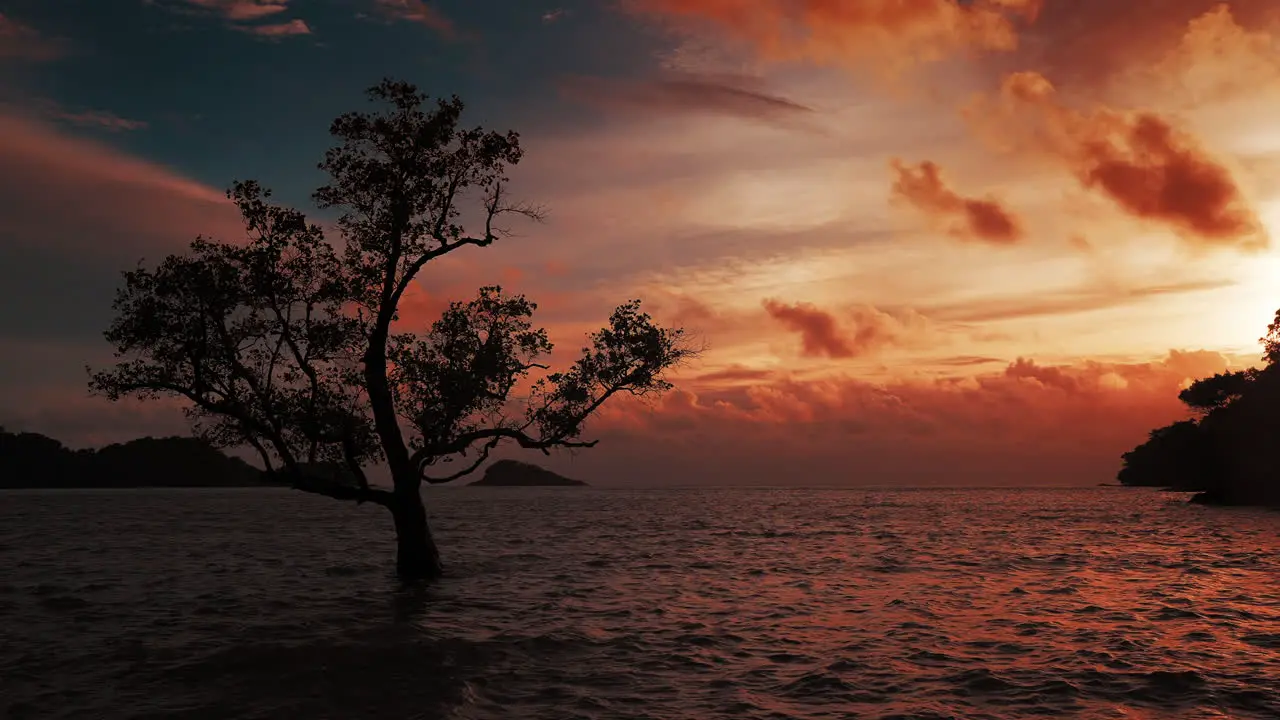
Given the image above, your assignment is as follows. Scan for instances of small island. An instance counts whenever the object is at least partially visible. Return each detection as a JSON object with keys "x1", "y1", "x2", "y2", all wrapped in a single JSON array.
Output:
[
  {"x1": 0, "y1": 428, "x2": 280, "y2": 489},
  {"x1": 469, "y1": 459, "x2": 588, "y2": 487}
]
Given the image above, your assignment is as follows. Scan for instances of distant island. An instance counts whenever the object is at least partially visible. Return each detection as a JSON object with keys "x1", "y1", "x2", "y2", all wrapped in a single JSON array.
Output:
[
  {"x1": 469, "y1": 460, "x2": 587, "y2": 487},
  {"x1": 0, "y1": 428, "x2": 278, "y2": 489},
  {"x1": 1118, "y1": 311, "x2": 1280, "y2": 507}
]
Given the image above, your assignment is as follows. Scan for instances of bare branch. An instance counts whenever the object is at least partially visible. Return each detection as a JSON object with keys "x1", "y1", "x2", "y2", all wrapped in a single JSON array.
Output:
[
  {"x1": 411, "y1": 427, "x2": 598, "y2": 467},
  {"x1": 387, "y1": 183, "x2": 546, "y2": 312},
  {"x1": 421, "y1": 437, "x2": 500, "y2": 484},
  {"x1": 289, "y1": 474, "x2": 392, "y2": 506}
]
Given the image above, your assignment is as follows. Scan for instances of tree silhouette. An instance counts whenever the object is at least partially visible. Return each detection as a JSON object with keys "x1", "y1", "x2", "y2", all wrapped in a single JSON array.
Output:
[
  {"x1": 1117, "y1": 307, "x2": 1280, "y2": 505},
  {"x1": 90, "y1": 80, "x2": 695, "y2": 580},
  {"x1": 1177, "y1": 370, "x2": 1258, "y2": 414}
]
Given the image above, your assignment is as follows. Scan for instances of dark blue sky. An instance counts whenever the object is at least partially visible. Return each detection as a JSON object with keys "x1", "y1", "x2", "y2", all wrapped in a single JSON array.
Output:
[{"x1": 2, "y1": 0, "x2": 668, "y2": 205}]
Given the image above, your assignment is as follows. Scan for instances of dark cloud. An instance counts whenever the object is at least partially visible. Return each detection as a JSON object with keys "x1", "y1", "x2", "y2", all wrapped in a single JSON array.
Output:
[
  {"x1": 763, "y1": 300, "x2": 855, "y2": 358},
  {"x1": 1015, "y1": 0, "x2": 1280, "y2": 88},
  {"x1": 560, "y1": 73, "x2": 815, "y2": 127},
  {"x1": 1076, "y1": 113, "x2": 1262, "y2": 244},
  {"x1": 762, "y1": 300, "x2": 919, "y2": 358},
  {"x1": 994, "y1": 71, "x2": 1267, "y2": 249},
  {"x1": 889, "y1": 159, "x2": 1023, "y2": 244}
]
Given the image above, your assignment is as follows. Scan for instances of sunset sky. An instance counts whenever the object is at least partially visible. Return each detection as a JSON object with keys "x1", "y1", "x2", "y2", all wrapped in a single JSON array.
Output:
[{"x1": 3, "y1": 0, "x2": 1280, "y2": 486}]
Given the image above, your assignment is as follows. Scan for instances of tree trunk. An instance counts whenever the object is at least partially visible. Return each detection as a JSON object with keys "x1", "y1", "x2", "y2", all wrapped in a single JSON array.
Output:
[{"x1": 390, "y1": 489, "x2": 443, "y2": 581}]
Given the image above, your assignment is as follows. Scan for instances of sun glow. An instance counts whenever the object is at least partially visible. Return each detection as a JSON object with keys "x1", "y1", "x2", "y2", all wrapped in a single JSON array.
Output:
[{"x1": 687, "y1": 166, "x2": 875, "y2": 231}]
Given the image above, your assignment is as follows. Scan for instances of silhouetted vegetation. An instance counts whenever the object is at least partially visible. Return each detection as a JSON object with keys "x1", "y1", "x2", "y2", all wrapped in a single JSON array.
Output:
[
  {"x1": 468, "y1": 459, "x2": 587, "y2": 486},
  {"x1": 1119, "y1": 311, "x2": 1280, "y2": 506},
  {"x1": 0, "y1": 428, "x2": 274, "y2": 488},
  {"x1": 88, "y1": 80, "x2": 694, "y2": 580}
]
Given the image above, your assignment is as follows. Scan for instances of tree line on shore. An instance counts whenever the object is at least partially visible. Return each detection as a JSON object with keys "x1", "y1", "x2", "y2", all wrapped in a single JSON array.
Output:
[
  {"x1": 0, "y1": 429, "x2": 272, "y2": 489},
  {"x1": 1118, "y1": 311, "x2": 1280, "y2": 506}
]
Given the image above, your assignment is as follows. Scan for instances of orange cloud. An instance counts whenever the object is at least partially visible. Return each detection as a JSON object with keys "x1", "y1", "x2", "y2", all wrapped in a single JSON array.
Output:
[
  {"x1": 763, "y1": 300, "x2": 922, "y2": 359},
  {"x1": 1076, "y1": 113, "x2": 1261, "y2": 244},
  {"x1": 0, "y1": 114, "x2": 239, "y2": 256},
  {"x1": 992, "y1": 71, "x2": 1266, "y2": 249},
  {"x1": 633, "y1": 0, "x2": 1041, "y2": 71},
  {"x1": 889, "y1": 159, "x2": 1023, "y2": 244},
  {"x1": 1145, "y1": 4, "x2": 1280, "y2": 103},
  {"x1": 638, "y1": 1, "x2": 1280, "y2": 96},
  {"x1": 763, "y1": 300, "x2": 853, "y2": 358},
  {"x1": 552, "y1": 349, "x2": 1241, "y2": 485},
  {"x1": 1020, "y1": 0, "x2": 1280, "y2": 89},
  {"x1": 12, "y1": 338, "x2": 1246, "y2": 487}
]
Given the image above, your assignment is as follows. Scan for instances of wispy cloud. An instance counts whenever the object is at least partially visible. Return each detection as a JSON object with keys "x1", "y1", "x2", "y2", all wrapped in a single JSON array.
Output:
[
  {"x1": 0, "y1": 13, "x2": 66, "y2": 62},
  {"x1": 370, "y1": 0, "x2": 453, "y2": 35},
  {"x1": 239, "y1": 18, "x2": 310, "y2": 37},
  {"x1": 561, "y1": 72, "x2": 816, "y2": 128},
  {"x1": 157, "y1": 0, "x2": 309, "y2": 38},
  {"x1": 0, "y1": 113, "x2": 237, "y2": 257},
  {"x1": 49, "y1": 108, "x2": 148, "y2": 132},
  {"x1": 982, "y1": 71, "x2": 1267, "y2": 250},
  {"x1": 919, "y1": 278, "x2": 1237, "y2": 324},
  {"x1": 203, "y1": 0, "x2": 288, "y2": 21},
  {"x1": 763, "y1": 300, "x2": 926, "y2": 359}
]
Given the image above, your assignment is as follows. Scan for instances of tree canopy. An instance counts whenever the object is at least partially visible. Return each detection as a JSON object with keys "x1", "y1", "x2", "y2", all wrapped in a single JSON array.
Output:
[{"x1": 90, "y1": 80, "x2": 694, "y2": 519}]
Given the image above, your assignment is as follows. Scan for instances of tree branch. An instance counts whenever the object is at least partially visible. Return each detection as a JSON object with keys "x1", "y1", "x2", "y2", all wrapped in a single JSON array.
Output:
[
  {"x1": 421, "y1": 437, "x2": 500, "y2": 484},
  {"x1": 289, "y1": 474, "x2": 392, "y2": 506},
  {"x1": 410, "y1": 427, "x2": 597, "y2": 468},
  {"x1": 387, "y1": 183, "x2": 544, "y2": 312},
  {"x1": 340, "y1": 428, "x2": 372, "y2": 493}
]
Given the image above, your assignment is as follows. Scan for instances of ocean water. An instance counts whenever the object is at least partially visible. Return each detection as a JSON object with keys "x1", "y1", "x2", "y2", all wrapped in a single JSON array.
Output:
[{"x1": 1, "y1": 487, "x2": 1278, "y2": 720}]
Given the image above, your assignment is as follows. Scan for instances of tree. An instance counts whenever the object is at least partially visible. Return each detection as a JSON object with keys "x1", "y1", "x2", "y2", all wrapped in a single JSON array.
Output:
[
  {"x1": 90, "y1": 80, "x2": 695, "y2": 580},
  {"x1": 1118, "y1": 306, "x2": 1280, "y2": 505},
  {"x1": 1264, "y1": 309, "x2": 1280, "y2": 365},
  {"x1": 1177, "y1": 370, "x2": 1257, "y2": 414}
]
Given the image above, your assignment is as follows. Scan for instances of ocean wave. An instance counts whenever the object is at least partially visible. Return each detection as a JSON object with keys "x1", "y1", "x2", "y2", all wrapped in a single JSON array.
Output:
[{"x1": 2, "y1": 487, "x2": 1278, "y2": 719}]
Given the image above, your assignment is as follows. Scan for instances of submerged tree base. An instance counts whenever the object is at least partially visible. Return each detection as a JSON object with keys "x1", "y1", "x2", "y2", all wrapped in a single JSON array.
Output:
[
  {"x1": 392, "y1": 495, "x2": 444, "y2": 582},
  {"x1": 396, "y1": 543, "x2": 444, "y2": 582}
]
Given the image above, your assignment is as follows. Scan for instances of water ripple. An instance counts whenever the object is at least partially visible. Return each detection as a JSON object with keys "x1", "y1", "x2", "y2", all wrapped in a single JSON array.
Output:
[{"x1": 1, "y1": 487, "x2": 1278, "y2": 719}]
